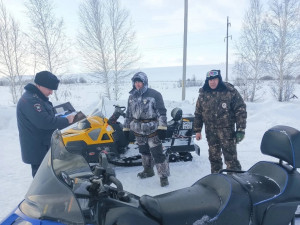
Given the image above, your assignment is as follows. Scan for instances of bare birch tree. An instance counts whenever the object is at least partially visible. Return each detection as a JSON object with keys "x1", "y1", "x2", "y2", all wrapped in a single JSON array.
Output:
[
  {"x1": 0, "y1": 0, "x2": 27, "y2": 104},
  {"x1": 265, "y1": 0, "x2": 300, "y2": 101},
  {"x1": 78, "y1": 0, "x2": 139, "y2": 100},
  {"x1": 24, "y1": 0, "x2": 71, "y2": 100},
  {"x1": 107, "y1": 0, "x2": 139, "y2": 100},
  {"x1": 78, "y1": 0, "x2": 112, "y2": 100},
  {"x1": 233, "y1": 0, "x2": 267, "y2": 102}
]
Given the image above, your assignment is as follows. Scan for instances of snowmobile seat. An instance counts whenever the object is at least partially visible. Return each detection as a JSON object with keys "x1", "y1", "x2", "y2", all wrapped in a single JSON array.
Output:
[
  {"x1": 260, "y1": 125, "x2": 300, "y2": 168},
  {"x1": 244, "y1": 125, "x2": 300, "y2": 225},
  {"x1": 139, "y1": 174, "x2": 250, "y2": 225},
  {"x1": 236, "y1": 161, "x2": 300, "y2": 225},
  {"x1": 232, "y1": 162, "x2": 285, "y2": 205},
  {"x1": 229, "y1": 125, "x2": 300, "y2": 225}
]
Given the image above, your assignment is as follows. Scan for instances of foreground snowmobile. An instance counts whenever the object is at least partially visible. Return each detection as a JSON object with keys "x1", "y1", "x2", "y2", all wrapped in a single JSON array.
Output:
[
  {"x1": 62, "y1": 105, "x2": 200, "y2": 166},
  {"x1": 2, "y1": 125, "x2": 300, "y2": 225}
]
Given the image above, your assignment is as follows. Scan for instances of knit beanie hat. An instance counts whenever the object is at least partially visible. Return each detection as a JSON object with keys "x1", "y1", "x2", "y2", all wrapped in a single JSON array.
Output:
[{"x1": 34, "y1": 71, "x2": 60, "y2": 90}]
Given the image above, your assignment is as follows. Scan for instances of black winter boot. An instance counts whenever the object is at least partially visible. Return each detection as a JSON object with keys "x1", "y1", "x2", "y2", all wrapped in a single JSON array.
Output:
[
  {"x1": 160, "y1": 177, "x2": 169, "y2": 187},
  {"x1": 137, "y1": 168, "x2": 155, "y2": 179}
]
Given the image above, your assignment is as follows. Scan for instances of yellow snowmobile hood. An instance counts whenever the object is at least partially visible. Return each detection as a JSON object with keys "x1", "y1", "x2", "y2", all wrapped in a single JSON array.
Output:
[{"x1": 62, "y1": 115, "x2": 114, "y2": 145}]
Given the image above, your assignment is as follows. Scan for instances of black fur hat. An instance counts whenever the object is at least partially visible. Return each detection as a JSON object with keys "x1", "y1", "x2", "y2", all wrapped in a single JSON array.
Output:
[{"x1": 34, "y1": 71, "x2": 60, "y2": 90}]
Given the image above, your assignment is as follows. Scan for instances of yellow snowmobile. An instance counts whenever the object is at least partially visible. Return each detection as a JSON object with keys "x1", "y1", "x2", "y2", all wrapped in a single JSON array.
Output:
[{"x1": 61, "y1": 105, "x2": 200, "y2": 166}]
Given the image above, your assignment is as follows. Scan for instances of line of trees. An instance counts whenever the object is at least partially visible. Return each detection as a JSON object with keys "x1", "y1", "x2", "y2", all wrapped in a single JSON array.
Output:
[
  {"x1": 233, "y1": 0, "x2": 300, "y2": 102},
  {"x1": 0, "y1": 0, "x2": 139, "y2": 103}
]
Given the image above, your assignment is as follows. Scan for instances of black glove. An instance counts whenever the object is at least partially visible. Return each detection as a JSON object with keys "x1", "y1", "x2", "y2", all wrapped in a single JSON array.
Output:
[
  {"x1": 157, "y1": 129, "x2": 167, "y2": 140},
  {"x1": 236, "y1": 131, "x2": 245, "y2": 144},
  {"x1": 123, "y1": 131, "x2": 130, "y2": 140}
]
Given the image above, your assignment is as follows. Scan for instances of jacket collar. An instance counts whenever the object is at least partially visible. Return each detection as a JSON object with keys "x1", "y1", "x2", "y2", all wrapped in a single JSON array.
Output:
[{"x1": 24, "y1": 83, "x2": 49, "y2": 101}]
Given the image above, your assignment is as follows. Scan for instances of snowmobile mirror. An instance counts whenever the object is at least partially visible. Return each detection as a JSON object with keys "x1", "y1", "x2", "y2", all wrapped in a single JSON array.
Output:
[
  {"x1": 93, "y1": 165, "x2": 105, "y2": 177},
  {"x1": 99, "y1": 152, "x2": 109, "y2": 169}
]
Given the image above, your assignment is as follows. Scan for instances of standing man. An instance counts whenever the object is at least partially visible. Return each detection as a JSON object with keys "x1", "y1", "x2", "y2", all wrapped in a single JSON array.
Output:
[
  {"x1": 123, "y1": 72, "x2": 170, "y2": 187},
  {"x1": 194, "y1": 69, "x2": 247, "y2": 173},
  {"x1": 17, "y1": 71, "x2": 75, "y2": 177}
]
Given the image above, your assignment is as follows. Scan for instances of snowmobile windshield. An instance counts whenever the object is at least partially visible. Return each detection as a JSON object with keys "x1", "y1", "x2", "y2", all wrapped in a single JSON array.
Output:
[
  {"x1": 76, "y1": 118, "x2": 91, "y2": 130},
  {"x1": 91, "y1": 108, "x2": 105, "y2": 118},
  {"x1": 20, "y1": 130, "x2": 92, "y2": 225}
]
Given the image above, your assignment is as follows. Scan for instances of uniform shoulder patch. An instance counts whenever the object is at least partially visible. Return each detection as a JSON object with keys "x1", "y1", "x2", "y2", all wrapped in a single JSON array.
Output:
[{"x1": 34, "y1": 103, "x2": 42, "y2": 112}]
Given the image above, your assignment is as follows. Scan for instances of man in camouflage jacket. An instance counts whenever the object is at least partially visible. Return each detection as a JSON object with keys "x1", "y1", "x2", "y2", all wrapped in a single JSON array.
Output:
[
  {"x1": 194, "y1": 70, "x2": 247, "y2": 173},
  {"x1": 123, "y1": 72, "x2": 170, "y2": 187}
]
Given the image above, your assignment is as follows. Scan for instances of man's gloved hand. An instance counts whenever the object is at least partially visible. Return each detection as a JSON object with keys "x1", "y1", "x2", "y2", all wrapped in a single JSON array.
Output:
[
  {"x1": 123, "y1": 131, "x2": 130, "y2": 140},
  {"x1": 157, "y1": 129, "x2": 167, "y2": 140},
  {"x1": 236, "y1": 131, "x2": 245, "y2": 144}
]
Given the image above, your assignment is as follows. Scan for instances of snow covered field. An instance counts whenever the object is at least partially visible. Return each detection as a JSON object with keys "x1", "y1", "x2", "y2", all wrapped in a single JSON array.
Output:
[{"x1": 1, "y1": 78, "x2": 300, "y2": 223}]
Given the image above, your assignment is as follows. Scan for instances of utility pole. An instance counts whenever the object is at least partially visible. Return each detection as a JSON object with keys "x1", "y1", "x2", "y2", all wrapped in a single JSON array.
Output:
[
  {"x1": 224, "y1": 16, "x2": 232, "y2": 82},
  {"x1": 182, "y1": 0, "x2": 188, "y2": 100}
]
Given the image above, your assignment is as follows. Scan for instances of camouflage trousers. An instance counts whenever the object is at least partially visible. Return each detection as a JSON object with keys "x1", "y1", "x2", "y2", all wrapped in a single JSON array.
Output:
[
  {"x1": 136, "y1": 134, "x2": 170, "y2": 178},
  {"x1": 205, "y1": 127, "x2": 241, "y2": 173}
]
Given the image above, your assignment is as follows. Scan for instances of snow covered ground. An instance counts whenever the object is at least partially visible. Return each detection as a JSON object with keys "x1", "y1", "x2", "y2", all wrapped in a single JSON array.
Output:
[{"x1": 1, "y1": 78, "x2": 300, "y2": 223}]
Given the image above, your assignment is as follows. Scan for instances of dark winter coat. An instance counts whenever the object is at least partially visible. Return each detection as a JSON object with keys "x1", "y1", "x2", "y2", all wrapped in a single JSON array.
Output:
[
  {"x1": 123, "y1": 72, "x2": 167, "y2": 136},
  {"x1": 17, "y1": 83, "x2": 69, "y2": 165},
  {"x1": 194, "y1": 80, "x2": 247, "y2": 134}
]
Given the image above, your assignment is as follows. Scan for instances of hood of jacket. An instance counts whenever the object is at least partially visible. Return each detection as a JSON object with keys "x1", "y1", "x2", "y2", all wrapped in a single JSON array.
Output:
[{"x1": 129, "y1": 72, "x2": 149, "y2": 96}]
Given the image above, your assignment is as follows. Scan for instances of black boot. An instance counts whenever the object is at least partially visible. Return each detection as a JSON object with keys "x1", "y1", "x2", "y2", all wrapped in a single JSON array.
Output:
[
  {"x1": 160, "y1": 177, "x2": 169, "y2": 187},
  {"x1": 137, "y1": 168, "x2": 155, "y2": 179}
]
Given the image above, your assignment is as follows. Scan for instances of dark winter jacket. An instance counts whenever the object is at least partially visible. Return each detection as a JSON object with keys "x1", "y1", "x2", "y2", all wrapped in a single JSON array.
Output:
[
  {"x1": 194, "y1": 81, "x2": 247, "y2": 133},
  {"x1": 17, "y1": 83, "x2": 69, "y2": 165},
  {"x1": 123, "y1": 72, "x2": 167, "y2": 136}
]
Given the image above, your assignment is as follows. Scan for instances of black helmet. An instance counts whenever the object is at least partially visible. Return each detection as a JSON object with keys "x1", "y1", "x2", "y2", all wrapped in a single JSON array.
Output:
[{"x1": 171, "y1": 108, "x2": 182, "y2": 121}]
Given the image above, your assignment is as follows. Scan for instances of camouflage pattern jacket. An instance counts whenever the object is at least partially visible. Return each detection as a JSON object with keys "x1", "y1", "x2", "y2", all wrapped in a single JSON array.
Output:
[
  {"x1": 194, "y1": 82, "x2": 247, "y2": 133},
  {"x1": 123, "y1": 72, "x2": 167, "y2": 136}
]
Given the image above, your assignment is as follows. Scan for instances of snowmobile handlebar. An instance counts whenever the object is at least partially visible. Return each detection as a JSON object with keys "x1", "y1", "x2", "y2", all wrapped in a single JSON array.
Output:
[
  {"x1": 109, "y1": 175, "x2": 123, "y2": 192},
  {"x1": 108, "y1": 105, "x2": 126, "y2": 124},
  {"x1": 113, "y1": 105, "x2": 126, "y2": 117}
]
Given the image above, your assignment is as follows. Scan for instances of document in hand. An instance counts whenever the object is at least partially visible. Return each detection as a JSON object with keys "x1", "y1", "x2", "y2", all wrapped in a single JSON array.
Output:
[{"x1": 54, "y1": 102, "x2": 86, "y2": 123}]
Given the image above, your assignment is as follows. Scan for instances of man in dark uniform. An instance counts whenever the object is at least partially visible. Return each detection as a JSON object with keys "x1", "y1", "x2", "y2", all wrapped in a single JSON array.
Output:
[
  {"x1": 123, "y1": 72, "x2": 170, "y2": 187},
  {"x1": 17, "y1": 71, "x2": 75, "y2": 177},
  {"x1": 194, "y1": 69, "x2": 247, "y2": 173}
]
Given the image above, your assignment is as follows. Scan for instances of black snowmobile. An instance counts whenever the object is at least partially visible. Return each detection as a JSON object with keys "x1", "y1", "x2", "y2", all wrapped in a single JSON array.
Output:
[
  {"x1": 61, "y1": 104, "x2": 200, "y2": 166},
  {"x1": 2, "y1": 125, "x2": 300, "y2": 225}
]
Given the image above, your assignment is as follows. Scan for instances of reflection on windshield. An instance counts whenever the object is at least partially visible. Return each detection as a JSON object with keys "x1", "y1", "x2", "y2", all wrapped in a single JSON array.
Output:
[
  {"x1": 20, "y1": 130, "x2": 91, "y2": 225},
  {"x1": 76, "y1": 119, "x2": 91, "y2": 130},
  {"x1": 91, "y1": 109, "x2": 104, "y2": 118},
  {"x1": 74, "y1": 109, "x2": 105, "y2": 130}
]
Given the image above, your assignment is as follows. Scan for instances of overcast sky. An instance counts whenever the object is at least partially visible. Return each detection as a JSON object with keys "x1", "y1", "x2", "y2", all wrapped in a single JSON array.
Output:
[{"x1": 5, "y1": 0, "x2": 249, "y2": 70}]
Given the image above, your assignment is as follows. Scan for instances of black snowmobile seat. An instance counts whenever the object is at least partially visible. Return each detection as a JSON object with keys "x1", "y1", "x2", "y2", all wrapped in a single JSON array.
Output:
[
  {"x1": 139, "y1": 174, "x2": 250, "y2": 225},
  {"x1": 232, "y1": 162, "x2": 286, "y2": 205},
  {"x1": 241, "y1": 161, "x2": 299, "y2": 225},
  {"x1": 260, "y1": 125, "x2": 300, "y2": 168},
  {"x1": 231, "y1": 125, "x2": 300, "y2": 225}
]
